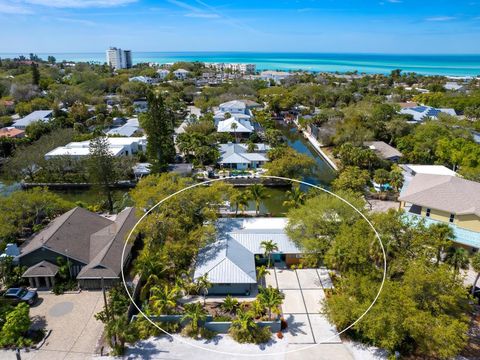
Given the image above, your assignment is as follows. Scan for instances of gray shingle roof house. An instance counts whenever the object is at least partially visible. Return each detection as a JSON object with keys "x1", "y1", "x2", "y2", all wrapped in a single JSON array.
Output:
[
  {"x1": 399, "y1": 174, "x2": 480, "y2": 217},
  {"x1": 19, "y1": 207, "x2": 138, "y2": 289},
  {"x1": 194, "y1": 218, "x2": 301, "y2": 295},
  {"x1": 399, "y1": 174, "x2": 480, "y2": 249},
  {"x1": 364, "y1": 141, "x2": 403, "y2": 162},
  {"x1": 218, "y1": 143, "x2": 270, "y2": 170}
]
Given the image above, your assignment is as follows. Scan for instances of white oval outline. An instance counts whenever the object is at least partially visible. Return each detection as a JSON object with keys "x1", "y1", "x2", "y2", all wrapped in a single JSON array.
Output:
[{"x1": 121, "y1": 175, "x2": 387, "y2": 357}]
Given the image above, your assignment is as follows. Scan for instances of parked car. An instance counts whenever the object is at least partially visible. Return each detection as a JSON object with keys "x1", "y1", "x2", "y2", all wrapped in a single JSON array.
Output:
[{"x1": 1, "y1": 287, "x2": 38, "y2": 305}]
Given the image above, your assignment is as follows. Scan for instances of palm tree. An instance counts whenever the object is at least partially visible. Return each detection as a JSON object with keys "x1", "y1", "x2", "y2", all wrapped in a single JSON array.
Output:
[
  {"x1": 260, "y1": 240, "x2": 278, "y2": 268},
  {"x1": 471, "y1": 252, "x2": 480, "y2": 295},
  {"x1": 282, "y1": 185, "x2": 306, "y2": 208},
  {"x1": 105, "y1": 314, "x2": 137, "y2": 355},
  {"x1": 181, "y1": 302, "x2": 207, "y2": 336},
  {"x1": 230, "y1": 121, "x2": 238, "y2": 143},
  {"x1": 257, "y1": 286, "x2": 284, "y2": 320},
  {"x1": 231, "y1": 308, "x2": 256, "y2": 332},
  {"x1": 247, "y1": 141, "x2": 257, "y2": 153},
  {"x1": 221, "y1": 295, "x2": 239, "y2": 314},
  {"x1": 445, "y1": 246, "x2": 469, "y2": 274},
  {"x1": 150, "y1": 284, "x2": 180, "y2": 315},
  {"x1": 196, "y1": 273, "x2": 212, "y2": 306},
  {"x1": 238, "y1": 192, "x2": 251, "y2": 215},
  {"x1": 256, "y1": 265, "x2": 270, "y2": 287},
  {"x1": 429, "y1": 223, "x2": 455, "y2": 265},
  {"x1": 248, "y1": 184, "x2": 269, "y2": 215}
]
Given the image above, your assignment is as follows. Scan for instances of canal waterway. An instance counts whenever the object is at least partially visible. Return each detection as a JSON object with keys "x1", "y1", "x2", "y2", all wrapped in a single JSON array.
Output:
[{"x1": 0, "y1": 122, "x2": 336, "y2": 215}]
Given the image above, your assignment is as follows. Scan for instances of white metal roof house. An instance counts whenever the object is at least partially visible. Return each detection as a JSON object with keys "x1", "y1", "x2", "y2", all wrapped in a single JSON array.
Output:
[
  {"x1": 13, "y1": 110, "x2": 53, "y2": 130},
  {"x1": 218, "y1": 143, "x2": 269, "y2": 170},
  {"x1": 106, "y1": 118, "x2": 141, "y2": 137},
  {"x1": 194, "y1": 218, "x2": 301, "y2": 295},
  {"x1": 399, "y1": 106, "x2": 457, "y2": 122},
  {"x1": 45, "y1": 137, "x2": 146, "y2": 159},
  {"x1": 217, "y1": 117, "x2": 254, "y2": 135},
  {"x1": 219, "y1": 100, "x2": 247, "y2": 114},
  {"x1": 129, "y1": 76, "x2": 154, "y2": 84}
]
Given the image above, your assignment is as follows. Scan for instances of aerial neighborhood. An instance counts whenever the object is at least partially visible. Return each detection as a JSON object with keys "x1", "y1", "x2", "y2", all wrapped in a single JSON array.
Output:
[{"x1": 0, "y1": 49, "x2": 480, "y2": 360}]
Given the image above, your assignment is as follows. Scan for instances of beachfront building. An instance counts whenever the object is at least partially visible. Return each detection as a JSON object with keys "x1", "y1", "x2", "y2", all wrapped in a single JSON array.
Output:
[
  {"x1": 260, "y1": 70, "x2": 293, "y2": 83},
  {"x1": 13, "y1": 110, "x2": 53, "y2": 130},
  {"x1": 364, "y1": 141, "x2": 403, "y2": 162},
  {"x1": 399, "y1": 105, "x2": 457, "y2": 122},
  {"x1": 18, "y1": 207, "x2": 137, "y2": 289},
  {"x1": 218, "y1": 143, "x2": 270, "y2": 170},
  {"x1": 193, "y1": 218, "x2": 302, "y2": 295},
  {"x1": 210, "y1": 63, "x2": 256, "y2": 74},
  {"x1": 45, "y1": 137, "x2": 146, "y2": 159},
  {"x1": 106, "y1": 47, "x2": 132, "y2": 70},
  {"x1": 399, "y1": 173, "x2": 480, "y2": 250}
]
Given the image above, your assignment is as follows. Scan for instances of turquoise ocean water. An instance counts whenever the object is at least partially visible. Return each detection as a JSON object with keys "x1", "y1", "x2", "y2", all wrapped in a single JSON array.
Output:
[{"x1": 1, "y1": 52, "x2": 479, "y2": 76}]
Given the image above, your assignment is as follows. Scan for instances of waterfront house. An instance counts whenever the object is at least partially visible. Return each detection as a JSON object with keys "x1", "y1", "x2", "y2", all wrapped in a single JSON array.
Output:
[
  {"x1": 399, "y1": 105, "x2": 457, "y2": 122},
  {"x1": 45, "y1": 137, "x2": 146, "y2": 159},
  {"x1": 218, "y1": 143, "x2": 270, "y2": 170},
  {"x1": 217, "y1": 117, "x2": 254, "y2": 137},
  {"x1": 193, "y1": 218, "x2": 302, "y2": 295},
  {"x1": 399, "y1": 174, "x2": 480, "y2": 250},
  {"x1": 13, "y1": 110, "x2": 53, "y2": 130},
  {"x1": 364, "y1": 141, "x2": 403, "y2": 162},
  {"x1": 18, "y1": 207, "x2": 138, "y2": 289},
  {"x1": 213, "y1": 100, "x2": 258, "y2": 124}
]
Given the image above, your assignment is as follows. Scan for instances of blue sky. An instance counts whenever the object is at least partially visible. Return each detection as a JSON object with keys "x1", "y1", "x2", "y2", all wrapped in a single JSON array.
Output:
[{"x1": 0, "y1": 0, "x2": 479, "y2": 53}]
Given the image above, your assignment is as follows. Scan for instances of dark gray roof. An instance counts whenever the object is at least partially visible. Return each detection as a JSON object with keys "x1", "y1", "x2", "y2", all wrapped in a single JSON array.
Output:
[
  {"x1": 76, "y1": 207, "x2": 138, "y2": 279},
  {"x1": 23, "y1": 261, "x2": 59, "y2": 277},
  {"x1": 20, "y1": 207, "x2": 113, "y2": 264}
]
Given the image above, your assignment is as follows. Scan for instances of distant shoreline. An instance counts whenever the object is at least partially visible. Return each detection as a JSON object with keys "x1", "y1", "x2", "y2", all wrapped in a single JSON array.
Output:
[{"x1": 1, "y1": 52, "x2": 479, "y2": 76}]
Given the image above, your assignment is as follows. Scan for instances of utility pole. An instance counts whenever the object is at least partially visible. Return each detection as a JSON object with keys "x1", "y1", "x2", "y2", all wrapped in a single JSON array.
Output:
[{"x1": 101, "y1": 277, "x2": 110, "y2": 321}]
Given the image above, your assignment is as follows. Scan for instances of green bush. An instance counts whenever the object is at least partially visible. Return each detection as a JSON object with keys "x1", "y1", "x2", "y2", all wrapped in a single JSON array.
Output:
[
  {"x1": 199, "y1": 327, "x2": 217, "y2": 340},
  {"x1": 229, "y1": 325, "x2": 271, "y2": 344},
  {"x1": 181, "y1": 323, "x2": 198, "y2": 338},
  {"x1": 212, "y1": 315, "x2": 232, "y2": 322},
  {"x1": 158, "y1": 321, "x2": 180, "y2": 334}
]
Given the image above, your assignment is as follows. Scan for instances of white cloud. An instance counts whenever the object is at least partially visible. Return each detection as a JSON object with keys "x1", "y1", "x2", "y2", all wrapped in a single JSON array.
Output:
[
  {"x1": 56, "y1": 17, "x2": 96, "y2": 26},
  {"x1": 0, "y1": 1, "x2": 32, "y2": 14},
  {"x1": 425, "y1": 16, "x2": 456, "y2": 21},
  {"x1": 387, "y1": 0, "x2": 403, "y2": 3},
  {"x1": 24, "y1": 0, "x2": 137, "y2": 8},
  {"x1": 184, "y1": 12, "x2": 218, "y2": 18}
]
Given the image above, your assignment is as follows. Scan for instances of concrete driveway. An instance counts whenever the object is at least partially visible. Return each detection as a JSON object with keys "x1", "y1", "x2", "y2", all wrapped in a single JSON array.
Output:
[
  {"x1": 1, "y1": 291, "x2": 105, "y2": 360},
  {"x1": 268, "y1": 268, "x2": 341, "y2": 345}
]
